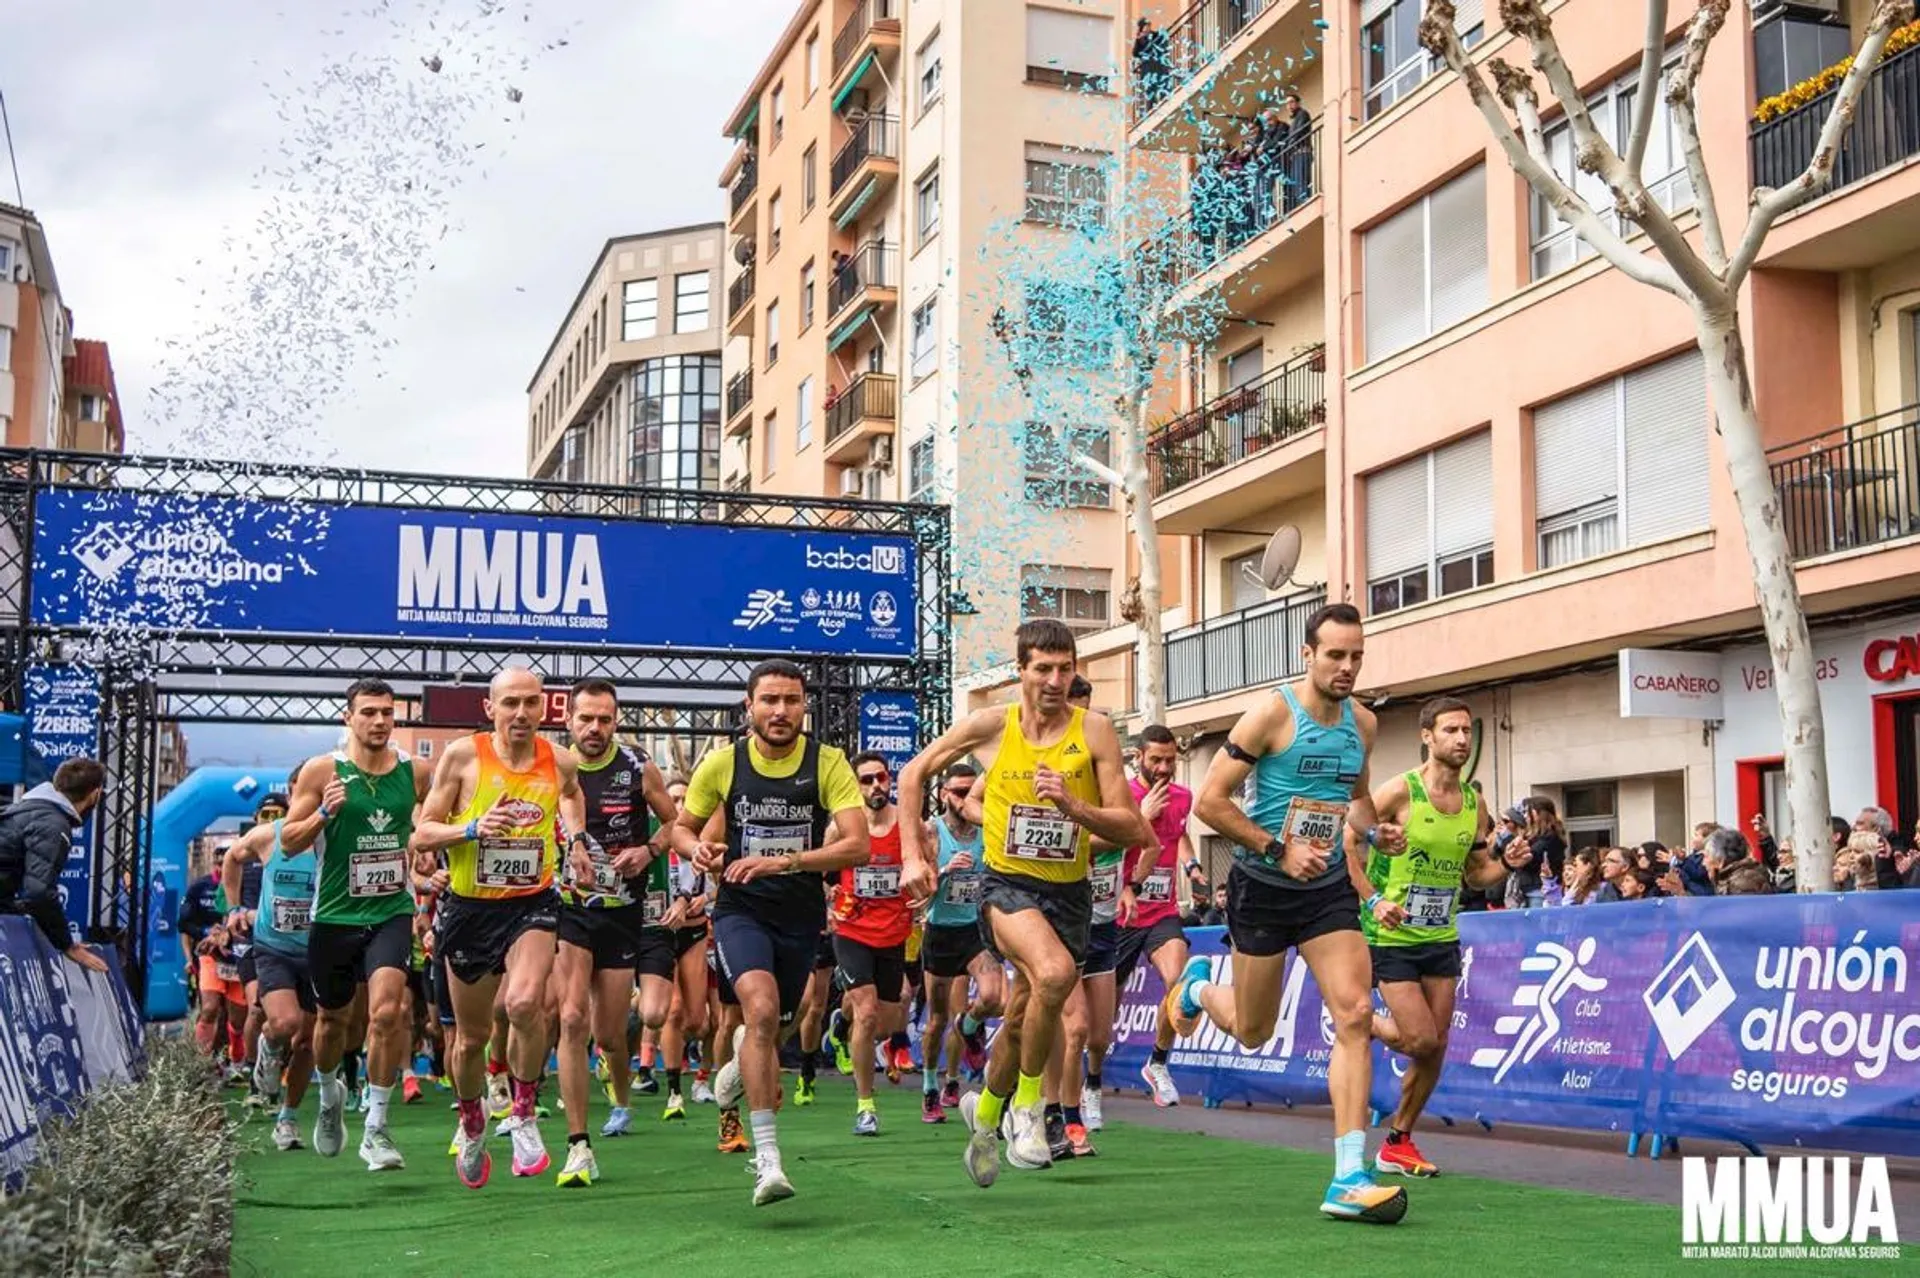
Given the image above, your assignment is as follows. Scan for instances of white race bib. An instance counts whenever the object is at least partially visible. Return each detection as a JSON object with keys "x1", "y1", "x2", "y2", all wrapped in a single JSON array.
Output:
[
  {"x1": 742, "y1": 823, "x2": 808, "y2": 859},
  {"x1": 349, "y1": 849, "x2": 406, "y2": 898},
  {"x1": 214, "y1": 959, "x2": 239, "y2": 983},
  {"x1": 1008, "y1": 804, "x2": 1078, "y2": 862},
  {"x1": 1281, "y1": 797, "x2": 1348, "y2": 849},
  {"x1": 944, "y1": 873, "x2": 981, "y2": 905},
  {"x1": 271, "y1": 896, "x2": 311, "y2": 936},
  {"x1": 1091, "y1": 862, "x2": 1121, "y2": 905},
  {"x1": 476, "y1": 837, "x2": 544, "y2": 889},
  {"x1": 1403, "y1": 884, "x2": 1456, "y2": 929},
  {"x1": 1138, "y1": 868, "x2": 1174, "y2": 903},
  {"x1": 854, "y1": 865, "x2": 901, "y2": 899},
  {"x1": 642, "y1": 890, "x2": 668, "y2": 925}
]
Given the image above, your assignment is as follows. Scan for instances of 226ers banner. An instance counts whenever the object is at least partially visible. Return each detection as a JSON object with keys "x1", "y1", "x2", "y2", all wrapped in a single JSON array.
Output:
[{"x1": 1102, "y1": 896, "x2": 1920, "y2": 1155}]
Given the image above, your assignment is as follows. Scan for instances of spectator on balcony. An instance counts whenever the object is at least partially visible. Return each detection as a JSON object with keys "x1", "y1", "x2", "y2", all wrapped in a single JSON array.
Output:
[
  {"x1": 1279, "y1": 89, "x2": 1314, "y2": 214},
  {"x1": 1131, "y1": 19, "x2": 1171, "y2": 114}
]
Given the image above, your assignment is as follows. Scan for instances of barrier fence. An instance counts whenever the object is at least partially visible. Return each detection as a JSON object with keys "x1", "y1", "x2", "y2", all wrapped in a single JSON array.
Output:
[
  {"x1": 1102, "y1": 894, "x2": 1920, "y2": 1157},
  {"x1": 0, "y1": 917, "x2": 146, "y2": 1192}
]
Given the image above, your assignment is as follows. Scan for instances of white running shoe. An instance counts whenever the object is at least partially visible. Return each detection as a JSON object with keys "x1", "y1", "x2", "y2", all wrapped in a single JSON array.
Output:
[
  {"x1": 312, "y1": 1072, "x2": 346, "y2": 1158},
  {"x1": 359, "y1": 1124, "x2": 405, "y2": 1171},
  {"x1": 1082, "y1": 1087, "x2": 1104, "y2": 1131},
  {"x1": 691, "y1": 1079, "x2": 716, "y2": 1105},
  {"x1": 272, "y1": 1116, "x2": 302, "y2": 1151},
  {"x1": 510, "y1": 1119, "x2": 551, "y2": 1177},
  {"x1": 601, "y1": 1106, "x2": 632, "y2": 1138},
  {"x1": 495, "y1": 1113, "x2": 522, "y2": 1139},
  {"x1": 252, "y1": 1036, "x2": 285, "y2": 1106},
  {"x1": 486, "y1": 1072, "x2": 512, "y2": 1119},
  {"x1": 1006, "y1": 1103, "x2": 1052, "y2": 1170},
  {"x1": 751, "y1": 1154, "x2": 795, "y2": 1206},
  {"x1": 958, "y1": 1092, "x2": 1001, "y2": 1188},
  {"x1": 1140, "y1": 1060, "x2": 1180, "y2": 1108},
  {"x1": 714, "y1": 1025, "x2": 748, "y2": 1111},
  {"x1": 556, "y1": 1140, "x2": 597, "y2": 1188}
]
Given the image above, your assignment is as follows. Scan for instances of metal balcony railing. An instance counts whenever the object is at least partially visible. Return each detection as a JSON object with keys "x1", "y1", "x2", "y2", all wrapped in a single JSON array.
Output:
[
  {"x1": 730, "y1": 160, "x2": 758, "y2": 215},
  {"x1": 830, "y1": 114, "x2": 900, "y2": 198},
  {"x1": 1751, "y1": 38, "x2": 1920, "y2": 195},
  {"x1": 1163, "y1": 121, "x2": 1320, "y2": 292},
  {"x1": 1166, "y1": 588, "x2": 1326, "y2": 705},
  {"x1": 1149, "y1": 343, "x2": 1326, "y2": 497},
  {"x1": 827, "y1": 241, "x2": 897, "y2": 317},
  {"x1": 727, "y1": 266, "x2": 755, "y2": 316},
  {"x1": 1131, "y1": 0, "x2": 1280, "y2": 121},
  {"x1": 833, "y1": 0, "x2": 897, "y2": 74},
  {"x1": 826, "y1": 372, "x2": 898, "y2": 442},
  {"x1": 1768, "y1": 404, "x2": 1920, "y2": 560},
  {"x1": 725, "y1": 369, "x2": 753, "y2": 421}
]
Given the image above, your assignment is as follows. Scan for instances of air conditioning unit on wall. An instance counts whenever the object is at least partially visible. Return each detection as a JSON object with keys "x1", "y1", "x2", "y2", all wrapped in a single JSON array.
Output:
[
  {"x1": 867, "y1": 435, "x2": 894, "y2": 471},
  {"x1": 839, "y1": 467, "x2": 864, "y2": 497}
]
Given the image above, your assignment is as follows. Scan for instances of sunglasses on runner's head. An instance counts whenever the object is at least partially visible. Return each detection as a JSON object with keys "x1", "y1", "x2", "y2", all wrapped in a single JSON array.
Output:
[{"x1": 857, "y1": 771, "x2": 889, "y2": 785}]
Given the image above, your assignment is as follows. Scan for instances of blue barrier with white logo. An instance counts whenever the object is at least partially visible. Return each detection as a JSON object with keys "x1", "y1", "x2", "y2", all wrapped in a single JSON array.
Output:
[
  {"x1": 857, "y1": 691, "x2": 919, "y2": 782},
  {"x1": 0, "y1": 917, "x2": 144, "y2": 1192},
  {"x1": 1103, "y1": 896, "x2": 1920, "y2": 1155},
  {"x1": 32, "y1": 489, "x2": 919, "y2": 658},
  {"x1": 21, "y1": 664, "x2": 102, "y2": 939}
]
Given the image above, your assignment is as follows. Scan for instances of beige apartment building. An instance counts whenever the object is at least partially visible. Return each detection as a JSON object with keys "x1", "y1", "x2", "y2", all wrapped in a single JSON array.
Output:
[
  {"x1": 1085, "y1": 0, "x2": 1920, "y2": 863},
  {"x1": 527, "y1": 223, "x2": 725, "y2": 488},
  {"x1": 3, "y1": 202, "x2": 73, "y2": 450},
  {"x1": 718, "y1": 0, "x2": 1155, "y2": 689}
]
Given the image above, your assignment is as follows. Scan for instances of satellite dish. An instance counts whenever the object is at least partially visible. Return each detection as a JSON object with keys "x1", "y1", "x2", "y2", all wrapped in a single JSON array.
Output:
[
  {"x1": 1259, "y1": 525, "x2": 1303, "y2": 591},
  {"x1": 733, "y1": 237, "x2": 755, "y2": 266}
]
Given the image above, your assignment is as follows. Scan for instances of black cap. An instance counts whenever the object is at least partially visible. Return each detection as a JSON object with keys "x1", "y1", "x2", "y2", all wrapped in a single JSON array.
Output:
[{"x1": 257, "y1": 792, "x2": 290, "y2": 814}]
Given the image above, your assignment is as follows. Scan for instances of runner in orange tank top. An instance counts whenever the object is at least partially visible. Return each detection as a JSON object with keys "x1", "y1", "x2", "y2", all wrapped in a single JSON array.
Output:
[{"x1": 832, "y1": 751, "x2": 917, "y2": 1136}]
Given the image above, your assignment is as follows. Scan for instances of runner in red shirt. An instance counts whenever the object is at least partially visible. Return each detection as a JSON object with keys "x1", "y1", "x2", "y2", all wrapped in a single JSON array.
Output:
[
  {"x1": 832, "y1": 751, "x2": 915, "y2": 1136},
  {"x1": 1115, "y1": 724, "x2": 1197, "y2": 1110}
]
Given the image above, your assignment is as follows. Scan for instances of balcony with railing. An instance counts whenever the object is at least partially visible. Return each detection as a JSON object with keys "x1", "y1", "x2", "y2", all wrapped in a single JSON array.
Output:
[
  {"x1": 729, "y1": 158, "x2": 758, "y2": 223},
  {"x1": 1149, "y1": 344, "x2": 1325, "y2": 530},
  {"x1": 1769, "y1": 405, "x2": 1920, "y2": 561},
  {"x1": 1751, "y1": 36, "x2": 1920, "y2": 199},
  {"x1": 1130, "y1": 0, "x2": 1321, "y2": 151},
  {"x1": 1166, "y1": 587, "x2": 1326, "y2": 706},
  {"x1": 829, "y1": 114, "x2": 901, "y2": 220},
  {"x1": 824, "y1": 371, "x2": 898, "y2": 464},
  {"x1": 833, "y1": 0, "x2": 900, "y2": 81},
  {"x1": 827, "y1": 240, "x2": 898, "y2": 323},
  {"x1": 1162, "y1": 121, "x2": 1322, "y2": 307},
  {"x1": 726, "y1": 267, "x2": 756, "y2": 335},
  {"x1": 724, "y1": 368, "x2": 754, "y2": 432}
]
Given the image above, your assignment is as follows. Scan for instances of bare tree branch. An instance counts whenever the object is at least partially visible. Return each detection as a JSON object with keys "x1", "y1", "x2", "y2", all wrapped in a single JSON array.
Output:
[
  {"x1": 1667, "y1": 2, "x2": 1730, "y2": 273},
  {"x1": 1071, "y1": 451, "x2": 1125, "y2": 488},
  {"x1": 1498, "y1": 0, "x2": 1726, "y2": 302},
  {"x1": 1622, "y1": 0, "x2": 1671, "y2": 175},
  {"x1": 1727, "y1": 0, "x2": 1917, "y2": 291},
  {"x1": 1417, "y1": 7, "x2": 1686, "y2": 296}
]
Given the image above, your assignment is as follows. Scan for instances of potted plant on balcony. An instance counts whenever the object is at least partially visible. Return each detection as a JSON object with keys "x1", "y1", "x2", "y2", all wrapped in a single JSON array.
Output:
[{"x1": 1292, "y1": 342, "x2": 1325, "y2": 373}]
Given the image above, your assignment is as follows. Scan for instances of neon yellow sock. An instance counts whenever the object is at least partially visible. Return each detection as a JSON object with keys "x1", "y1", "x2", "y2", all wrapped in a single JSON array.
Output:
[
  {"x1": 857, "y1": 1095, "x2": 876, "y2": 1113},
  {"x1": 977, "y1": 1088, "x2": 1009, "y2": 1130},
  {"x1": 1013, "y1": 1071, "x2": 1044, "y2": 1111}
]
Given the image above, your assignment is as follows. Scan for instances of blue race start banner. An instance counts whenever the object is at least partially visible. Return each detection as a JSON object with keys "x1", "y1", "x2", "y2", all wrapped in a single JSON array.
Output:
[
  {"x1": 1103, "y1": 895, "x2": 1920, "y2": 1155},
  {"x1": 31, "y1": 489, "x2": 918, "y2": 658},
  {"x1": 21, "y1": 664, "x2": 101, "y2": 940},
  {"x1": 857, "y1": 691, "x2": 919, "y2": 781}
]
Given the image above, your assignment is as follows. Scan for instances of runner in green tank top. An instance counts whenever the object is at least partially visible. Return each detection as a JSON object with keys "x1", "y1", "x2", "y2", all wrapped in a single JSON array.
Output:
[
  {"x1": 1348, "y1": 696, "x2": 1504, "y2": 1180},
  {"x1": 279, "y1": 678, "x2": 434, "y2": 1173}
]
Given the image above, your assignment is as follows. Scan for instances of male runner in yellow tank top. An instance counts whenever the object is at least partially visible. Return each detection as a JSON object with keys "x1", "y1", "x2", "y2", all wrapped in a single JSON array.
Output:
[
  {"x1": 899, "y1": 620, "x2": 1150, "y2": 1186},
  {"x1": 411, "y1": 667, "x2": 593, "y2": 1190}
]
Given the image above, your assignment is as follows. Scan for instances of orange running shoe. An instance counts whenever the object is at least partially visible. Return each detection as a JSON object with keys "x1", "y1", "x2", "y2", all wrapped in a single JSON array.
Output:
[
  {"x1": 402, "y1": 1075, "x2": 423, "y2": 1104},
  {"x1": 1375, "y1": 1134, "x2": 1438, "y2": 1178},
  {"x1": 716, "y1": 1108, "x2": 750, "y2": 1154},
  {"x1": 1064, "y1": 1122, "x2": 1097, "y2": 1158}
]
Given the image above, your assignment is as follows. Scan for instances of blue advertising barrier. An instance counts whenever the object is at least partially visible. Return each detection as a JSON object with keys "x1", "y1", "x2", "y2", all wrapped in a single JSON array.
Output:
[
  {"x1": 1103, "y1": 895, "x2": 1920, "y2": 1156},
  {"x1": 32, "y1": 488, "x2": 918, "y2": 658},
  {"x1": 0, "y1": 917, "x2": 145, "y2": 1192},
  {"x1": 22, "y1": 664, "x2": 103, "y2": 941},
  {"x1": 142, "y1": 767, "x2": 291, "y2": 1021}
]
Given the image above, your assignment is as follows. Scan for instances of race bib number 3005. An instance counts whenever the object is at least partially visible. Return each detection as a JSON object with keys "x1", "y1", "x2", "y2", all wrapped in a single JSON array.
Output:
[
  {"x1": 1007, "y1": 804, "x2": 1077, "y2": 862},
  {"x1": 1281, "y1": 798, "x2": 1348, "y2": 849}
]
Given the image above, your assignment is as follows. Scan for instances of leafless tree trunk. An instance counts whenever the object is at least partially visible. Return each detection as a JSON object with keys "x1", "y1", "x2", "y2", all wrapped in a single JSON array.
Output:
[{"x1": 1421, "y1": 0, "x2": 1914, "y2": 891}]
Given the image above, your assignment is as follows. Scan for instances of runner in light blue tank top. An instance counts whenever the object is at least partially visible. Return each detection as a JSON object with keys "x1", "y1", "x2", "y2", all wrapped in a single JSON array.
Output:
[
  {"x1": 1234, "y1": 684, "x2": 1369, "y2": 892},
  {"x1": 255, "y1": 820, "x2": 318, "y2": 956},
  {"x1": 927, "y1": 818, "x2": 984, "y2": 928}
]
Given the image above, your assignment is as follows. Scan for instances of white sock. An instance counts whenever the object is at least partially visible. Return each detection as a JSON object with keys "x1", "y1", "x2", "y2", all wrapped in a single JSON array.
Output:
[
  {"x1": 749, "y1": 1109, "x2": 778, "y2": 1161},
  {"x1": 1334, "y1": 1129, "x2": 1366, "y2": 1179},
  {"x1": 323, "y1": 1070, "x2": 345, "y2": 1107},
  {"x1": 366, "y1": 1083, "x2": 393, "y2": 1130}
]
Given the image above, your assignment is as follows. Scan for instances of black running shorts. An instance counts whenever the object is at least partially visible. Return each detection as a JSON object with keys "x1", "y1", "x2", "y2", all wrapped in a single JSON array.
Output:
[
  {"x1": 307, "y1": 914, "x2": 414, "y2": 1011},
  {"x1": 1114, "y1": 914, "x2": 1188, "y2": 989},
  {"x1": 558, "y1": 901, "x2": 674, "y2": 977},
  {"x1": 435, "y1": 891, "x2": 560, "y2": 987},
  {"x1": 252, "y1": 945, "x2": 315, "y2": 1015},
  {"x1": 978, "y1": 870, "x2": 1092, "y2": 972},
  {"x1": 711, "y1": 909, "x2": 815, "y2": 1019},
  {"x1": 1370, "y1": 939, "x2": 1463, "y2": 985},
  {"x1": 921, "y1": 922, "x2": 985, "y2": 980},
  {"x1": 1226, "y1": 866, "x2": 1361, "y2": 959},
  {"x1": 832, "y1": 936, "x2": 906, "y2": 1001}
]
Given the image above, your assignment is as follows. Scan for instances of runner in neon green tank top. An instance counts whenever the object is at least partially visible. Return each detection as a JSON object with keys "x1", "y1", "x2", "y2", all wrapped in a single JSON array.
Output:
[{"x1": 1349, "y1": 696, "x2": 1505, "y2": 1180}]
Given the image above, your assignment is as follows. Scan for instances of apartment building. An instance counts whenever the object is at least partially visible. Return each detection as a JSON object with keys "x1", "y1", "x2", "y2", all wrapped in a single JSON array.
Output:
[
  {"x1": 719, "y1": 0, "x2": 1157, "y2": 689},
  {"x1": 527, "y1": 224, "x2": 725, "y2": 488},
  {"x1": 1101, "y1": 0, "x2": 1920, "y2": 853},
  {"x1": 1, "y1": 202, "x2": 72, "y2": 450},
  {"x1": 61, "y1": 339, "x2": 125, "y2": 454}
]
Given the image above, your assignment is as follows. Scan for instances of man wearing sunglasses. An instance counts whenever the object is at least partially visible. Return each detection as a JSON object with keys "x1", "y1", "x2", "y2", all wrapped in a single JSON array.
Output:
[{"x1": 831, "y1": 751, "x2": 916, "y2": 1136}]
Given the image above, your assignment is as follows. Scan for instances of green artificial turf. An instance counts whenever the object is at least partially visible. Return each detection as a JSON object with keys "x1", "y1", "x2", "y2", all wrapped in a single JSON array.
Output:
[{"x1": 230, "y1": 1078, "x2": 1894, "y2": 1277}]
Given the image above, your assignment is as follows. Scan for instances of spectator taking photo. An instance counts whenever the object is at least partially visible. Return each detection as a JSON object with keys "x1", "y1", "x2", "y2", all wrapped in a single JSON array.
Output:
[{"x1": 0, "y1": 756, "x2": 110, "y2": 973}]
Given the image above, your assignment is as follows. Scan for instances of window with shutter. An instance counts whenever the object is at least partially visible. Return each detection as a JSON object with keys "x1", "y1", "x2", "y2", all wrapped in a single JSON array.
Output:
[
  {"x1": 1427, "y1": 168, "x2": 1488, "y2": 333},
  {"x1": 1622, "y1": 349, "x2": 1709, "y2": 545},
  {"x1": 1026, "y1": 7, "x2": 1113, "y2": 88},
  {"x1": 1433, "y1": 432, "x2": 1495, "y2": 596},
  {"x1": 1366, "y1": 455, "x2": 1431, "y2": 614},
  {"x1": 1363, "y1": 202, "x2": 1427, "y2": 361},
  {"x1": 1364, "y1": 168, "x2": 1487, "y2": 362}
]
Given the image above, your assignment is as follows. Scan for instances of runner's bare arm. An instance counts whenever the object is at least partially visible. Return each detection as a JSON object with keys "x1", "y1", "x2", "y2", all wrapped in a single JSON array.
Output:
[
  {"x1": 220, "y1": 829, "x2": 260, "y2": 928},
  {"x1": 1346, "y1": 708, "x2": 1404, "y2": 854},
  {"x1": 899, "y1": 708, "x2": 1006, "y2": 873},
  {"x1": 961, "y1": 771, "x2": 987, "y2": 828},
  {"x1": 411, "y1": 737, "x2": 482, "y2": 853},
  {"x1": 1350, "y1": 773, "x2": 1409, "y2": 903},
  {"x1": 1463, "y1": 802, "x2": 1505, "y2": 889},
  {"x1": 803, "y1": 806, "x2": 870, "y2": 874},
  {"x1": 1194, "y1": 696, "x2": 1284, "y2": 852},
  {"x1": 1055, "y1": 713, "x2": 1153, "y2": 849},
  {"x1": 555, "y1": 752, "x2": 596, "y2": 884},
  {"x1": 277, "y1": 755, "x2": 337, "y2": 854}
]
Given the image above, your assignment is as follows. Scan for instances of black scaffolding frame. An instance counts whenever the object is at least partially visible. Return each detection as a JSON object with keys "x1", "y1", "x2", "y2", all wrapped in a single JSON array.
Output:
[{"x1": 0, "y1": 449, "x2": 951, "y2": 999}]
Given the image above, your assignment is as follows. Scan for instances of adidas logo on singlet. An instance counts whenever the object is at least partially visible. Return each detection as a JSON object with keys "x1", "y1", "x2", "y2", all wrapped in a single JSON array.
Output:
[{"x1": 1064, "y1": 743, "x2": 1082, "y2": 755}]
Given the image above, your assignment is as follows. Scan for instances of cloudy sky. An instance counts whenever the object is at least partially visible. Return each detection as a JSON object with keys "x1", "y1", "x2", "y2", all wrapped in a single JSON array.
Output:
[{"x1": 3, "y1": 0, "x2": 790, "y2": 762}]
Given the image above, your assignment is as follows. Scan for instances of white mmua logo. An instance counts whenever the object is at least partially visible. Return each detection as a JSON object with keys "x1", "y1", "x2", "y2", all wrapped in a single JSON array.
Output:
[
  {"x1": 397, "y1": 525, "x2": 607, "y2": 616},
  {"x1": 1643, "y1": 932, "x2": 1738, "y2": 1061},
  {"x1": 1681, "y1": 1157, "x2": 1901, "y2": 1260},
  {"x1": 1467, "y1": 937, "x2": 1607, "y2": 1083}
]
